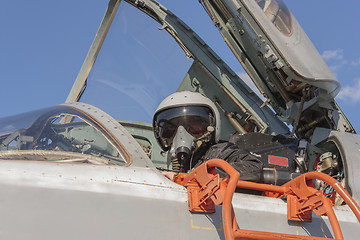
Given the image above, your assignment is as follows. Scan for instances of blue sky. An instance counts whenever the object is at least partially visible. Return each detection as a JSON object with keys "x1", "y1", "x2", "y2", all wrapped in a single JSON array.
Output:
[{"x1": 0, "y1": 0, "x2": 359, "y2": 132}]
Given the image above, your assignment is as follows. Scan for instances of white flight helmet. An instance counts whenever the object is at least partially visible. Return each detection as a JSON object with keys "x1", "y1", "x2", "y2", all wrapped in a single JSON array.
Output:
[{"x1": 153, "y1": 91, "x2": 221, "y2": 151}]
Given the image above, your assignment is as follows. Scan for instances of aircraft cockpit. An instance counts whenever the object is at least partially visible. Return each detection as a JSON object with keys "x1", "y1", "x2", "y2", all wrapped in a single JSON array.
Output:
[
  {"x1": 0, "y1": 0, "x2": 356, "y2": 203},
  {"x1": 1, "y1": 1, "x2": 360, "y2": 238}
]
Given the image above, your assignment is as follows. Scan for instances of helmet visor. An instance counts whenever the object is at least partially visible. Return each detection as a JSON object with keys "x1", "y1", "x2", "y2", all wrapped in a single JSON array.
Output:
[{"x1": 154, "y1": 106, "x2": 214, "y2": 149}]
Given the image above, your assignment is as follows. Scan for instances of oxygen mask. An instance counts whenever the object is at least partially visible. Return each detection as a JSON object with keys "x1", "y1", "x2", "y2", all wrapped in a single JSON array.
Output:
[{"x1": 153, "y1": 105, "x2": 216, "y2": 172}]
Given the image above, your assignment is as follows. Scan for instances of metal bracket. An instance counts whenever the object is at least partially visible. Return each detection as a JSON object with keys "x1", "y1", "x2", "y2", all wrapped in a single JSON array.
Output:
[{"x1": 174, "y1": 163, "x2": 227, "y2": 213}]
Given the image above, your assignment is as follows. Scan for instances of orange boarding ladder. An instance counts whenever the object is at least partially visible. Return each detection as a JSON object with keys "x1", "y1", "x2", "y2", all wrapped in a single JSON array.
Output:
[{"x1": 173, "y1": 159, "x2": 360, "y2": 240}]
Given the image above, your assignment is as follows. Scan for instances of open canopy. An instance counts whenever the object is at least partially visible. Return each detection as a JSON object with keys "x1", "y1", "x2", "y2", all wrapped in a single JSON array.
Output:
[{"x1": 66, "y1": 0, "x2": 354, "y2": 141}]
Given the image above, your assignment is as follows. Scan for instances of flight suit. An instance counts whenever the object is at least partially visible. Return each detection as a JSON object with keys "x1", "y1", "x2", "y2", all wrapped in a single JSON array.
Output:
[{"x1": 193, "y1": 142, "x2": 263, "y2": 182}]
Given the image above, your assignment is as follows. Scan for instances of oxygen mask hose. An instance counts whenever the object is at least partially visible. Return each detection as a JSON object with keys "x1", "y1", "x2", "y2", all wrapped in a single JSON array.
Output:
[{"x1": 171, "y1": 157, "x2": 181, "y2": 173}]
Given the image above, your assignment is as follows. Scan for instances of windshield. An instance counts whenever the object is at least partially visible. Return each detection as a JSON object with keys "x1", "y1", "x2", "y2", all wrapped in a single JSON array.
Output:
[
  {"x1": 255, "y1": 0, "x2": 292, "y2": 35},
  {"x1": 0, "y1": 105, "x2": 127, "y2": 165},
  {"x1": 79, "y1": 3, "x2": 194, "y2": 123}
]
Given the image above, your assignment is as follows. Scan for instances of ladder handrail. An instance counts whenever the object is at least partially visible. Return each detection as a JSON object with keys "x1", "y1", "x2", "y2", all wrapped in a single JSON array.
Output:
[{"x1": 174, "y1": 159, "x2": 360, "y2": 240}]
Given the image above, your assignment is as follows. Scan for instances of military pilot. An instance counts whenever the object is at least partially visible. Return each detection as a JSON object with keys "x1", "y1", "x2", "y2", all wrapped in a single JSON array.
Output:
[{"x1": 152, "y1": 91, "x2": 263, "y2": 181}]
